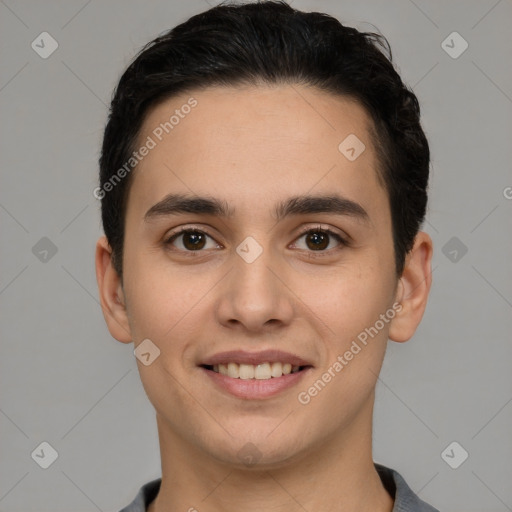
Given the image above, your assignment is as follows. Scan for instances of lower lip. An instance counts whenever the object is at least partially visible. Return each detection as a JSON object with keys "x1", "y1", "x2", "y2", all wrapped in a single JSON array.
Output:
[{"x1": 201, "y1": 367, "x2": 312, "y2": 399}]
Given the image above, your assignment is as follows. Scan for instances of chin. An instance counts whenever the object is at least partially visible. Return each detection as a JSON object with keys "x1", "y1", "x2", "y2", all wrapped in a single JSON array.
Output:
[{"x1": 198, "y1": 427, "x2": 308, "y2": 470}]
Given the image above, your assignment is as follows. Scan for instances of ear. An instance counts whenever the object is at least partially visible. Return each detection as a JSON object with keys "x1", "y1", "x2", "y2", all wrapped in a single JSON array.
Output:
[
  {"x1": 95, "y1": 236, "x2": 132, "y2": 343},
  {"x1": 388, "y1": 231, "x2": 433, "y2": 343}
]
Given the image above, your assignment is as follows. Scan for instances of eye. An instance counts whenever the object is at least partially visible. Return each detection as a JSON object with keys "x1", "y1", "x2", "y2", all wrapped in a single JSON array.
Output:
[
  {"x1": 164, "y1": 228, "x2": 221, "y2": 251},
  {"x1": 164, "y1": 226, "x2": 347, "y2": 254},
  {"x1": 291, "y1": 226, "x2": 347, "y2": 252}
]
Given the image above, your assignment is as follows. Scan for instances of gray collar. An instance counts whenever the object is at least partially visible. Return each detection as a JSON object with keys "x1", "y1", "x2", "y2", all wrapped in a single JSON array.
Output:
[{"x1": 120, "y1": 463, "x2": 440, "y2": 512}]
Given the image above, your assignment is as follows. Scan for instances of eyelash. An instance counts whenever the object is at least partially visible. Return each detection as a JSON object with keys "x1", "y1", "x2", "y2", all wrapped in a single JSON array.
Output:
[{"x1": 163, "y1": 225, "x2": 348, "y2": 256}]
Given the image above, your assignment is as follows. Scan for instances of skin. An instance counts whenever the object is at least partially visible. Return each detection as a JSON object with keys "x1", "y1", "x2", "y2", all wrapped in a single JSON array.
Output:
[{"x1": 96, "y1": 84, "x2": 432, "y2": 512}]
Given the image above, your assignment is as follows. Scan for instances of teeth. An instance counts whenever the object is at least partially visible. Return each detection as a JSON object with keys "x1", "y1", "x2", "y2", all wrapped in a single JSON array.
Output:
[
  {"x1": 239, "y1": 364, "x2": 255, "y2": 380},
  {"x1": 271, "y1": 362, "x2": 283, "y2": 378},
  {"x1": 210, "y1": 362, "x2": 303, "y2": 379},
  {"x1": 254, "y1": 363, "x2": 271, "y2": 380},
  {"x1": 227, "y1": 362, "x2": 240, "y2": 378}
]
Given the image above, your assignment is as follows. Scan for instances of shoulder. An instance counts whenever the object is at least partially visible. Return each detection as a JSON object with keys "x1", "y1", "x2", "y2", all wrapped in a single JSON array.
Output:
[
  {"x1": 375, "y1": 463, "x2": 441, "y2": 512},
  {"x1": 118, "y1": 478, "x2": 161, "y2": 512},
  {"x1": 118, "y1": 468, "x2": 440, "y2": 512}
]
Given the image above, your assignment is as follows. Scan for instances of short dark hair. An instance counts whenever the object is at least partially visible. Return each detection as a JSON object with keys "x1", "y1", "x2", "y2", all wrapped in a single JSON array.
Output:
[{"x1": 99, "y1": 0, "x2": 429, "y2": 277}]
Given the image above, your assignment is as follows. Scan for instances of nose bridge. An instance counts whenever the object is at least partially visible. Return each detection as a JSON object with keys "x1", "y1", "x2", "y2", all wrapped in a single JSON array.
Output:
[{"x1": 216, "y1": 237, "x2": 293, "y2": 329}]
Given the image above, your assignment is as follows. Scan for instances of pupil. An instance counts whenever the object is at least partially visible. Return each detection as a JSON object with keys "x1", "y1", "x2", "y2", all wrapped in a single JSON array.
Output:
[
  {"x1": 307, "y1": 232, "x2": 328, "y2": 250},
  {"x1": 184, "y1": 232, "x2": 205, "y2": 250}
]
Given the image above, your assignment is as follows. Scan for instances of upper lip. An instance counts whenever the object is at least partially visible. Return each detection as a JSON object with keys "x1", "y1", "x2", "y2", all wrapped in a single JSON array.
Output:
[{"x1": 200, "y1": 349, "x2": 313, "y2": 367}]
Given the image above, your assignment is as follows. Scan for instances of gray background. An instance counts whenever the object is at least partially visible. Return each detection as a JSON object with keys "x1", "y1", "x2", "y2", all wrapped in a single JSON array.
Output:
[{"x1": 1, "y1": 0, "x2": 511, "y2": 511}]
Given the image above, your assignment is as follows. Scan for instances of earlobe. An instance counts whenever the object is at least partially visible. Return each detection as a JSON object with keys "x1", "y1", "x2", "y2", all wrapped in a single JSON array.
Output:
[
  {"x1": 388, "y1": 231, "x2": 433, "y2": 343},
  {"x1": 95, "y1": 236, "x2": 132, "y2": 343}
]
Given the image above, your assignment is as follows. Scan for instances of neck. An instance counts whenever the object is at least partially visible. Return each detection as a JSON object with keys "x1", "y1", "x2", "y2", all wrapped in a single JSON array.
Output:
[{"x1": 149, "y1": 400, "x2": 393, "y2": 512}]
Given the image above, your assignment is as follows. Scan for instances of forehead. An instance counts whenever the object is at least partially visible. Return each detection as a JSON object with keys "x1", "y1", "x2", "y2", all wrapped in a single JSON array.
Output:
[{"x1": 128, "y1": 84, "x2": 386, "y2": 219}]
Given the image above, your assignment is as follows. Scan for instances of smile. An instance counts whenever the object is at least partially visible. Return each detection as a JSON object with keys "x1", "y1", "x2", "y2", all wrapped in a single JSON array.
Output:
[
  {"x1": 206, "y1": 362, "x2": 305, "y2": 380},
  {"x1": 199, "y1": 349, "x2": 313, "y2": 399}
]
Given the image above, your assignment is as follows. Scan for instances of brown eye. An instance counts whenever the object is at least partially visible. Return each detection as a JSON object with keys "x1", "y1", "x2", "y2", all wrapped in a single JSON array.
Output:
[
  {"x1": 305, "y1": 231, "x2": 329, "y2": 250},
  {"x1": 181, "y1": 231, "x2": 206, "y2": 250},
  {"x1": 165, "y1": 229, "x2": 219, "y2": 252},
  {"x1": 292, "y1": 227, "x2": 346, "y2": 252}
]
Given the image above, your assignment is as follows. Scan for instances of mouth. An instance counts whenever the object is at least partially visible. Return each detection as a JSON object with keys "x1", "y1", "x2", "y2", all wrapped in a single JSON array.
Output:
[
  {"x1": 199, "y1": 350, "x2": 313, "y2": 399},
  {"x1": 201, "y1": 362, "x2": 309, "y2": 380}
]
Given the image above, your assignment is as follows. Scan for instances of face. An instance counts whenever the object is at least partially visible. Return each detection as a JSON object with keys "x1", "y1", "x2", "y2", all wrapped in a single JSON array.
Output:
[{"x1": 98, "y1": 84, "x2": 425, "y2": 469}]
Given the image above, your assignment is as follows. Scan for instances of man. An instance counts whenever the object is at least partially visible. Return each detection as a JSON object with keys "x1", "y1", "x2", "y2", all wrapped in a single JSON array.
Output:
[{"x1": 95, "y1": 1, "x2": 438, "y2": 510}]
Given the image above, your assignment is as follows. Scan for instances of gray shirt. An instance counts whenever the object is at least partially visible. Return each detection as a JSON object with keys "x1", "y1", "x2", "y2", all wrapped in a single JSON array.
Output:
[{"x1": 119, "y1": 463, "x2": 440, "y2": 512}]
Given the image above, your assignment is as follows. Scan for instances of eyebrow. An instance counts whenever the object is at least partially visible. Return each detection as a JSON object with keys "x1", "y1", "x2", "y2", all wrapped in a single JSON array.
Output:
[{"x1": 144, "y1": 193, "x2": 370, "y2": 224}]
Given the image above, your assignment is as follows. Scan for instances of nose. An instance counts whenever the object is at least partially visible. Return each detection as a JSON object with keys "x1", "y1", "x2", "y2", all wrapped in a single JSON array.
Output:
[{"x1": 215, "y1": 245, "x2": 294, "y2": 333}]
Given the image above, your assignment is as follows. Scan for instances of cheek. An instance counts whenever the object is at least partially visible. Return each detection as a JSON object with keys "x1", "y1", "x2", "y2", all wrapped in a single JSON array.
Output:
[
  {"x1": 305, "y1": 261, "x2": 394, "y2": 341},
  {"x1": 123, "y1": 254, "x2": 220, "y2": 362},
  {"x1": 122, "y1": 257, "x2": 187, "y2": 341},
  {"x1": 295, "y1": 267, "x2": 393, "y2": 424}
]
